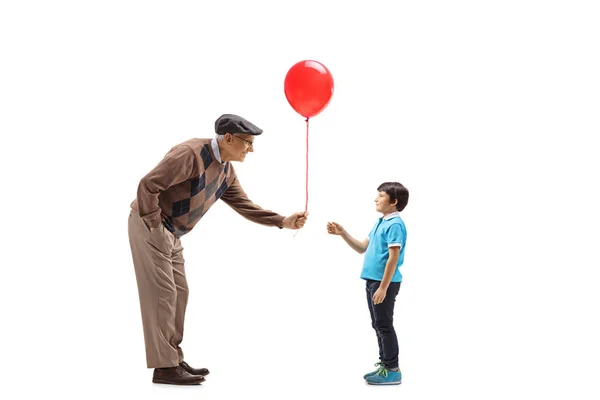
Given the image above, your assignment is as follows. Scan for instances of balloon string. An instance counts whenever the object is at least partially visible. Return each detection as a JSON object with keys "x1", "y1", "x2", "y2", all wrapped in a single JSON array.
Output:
[
  {"x1": 294, "y1": 117, "x2": 309, "y2": 239},
  {"x1": 305, "y1": 117, "x2": 309, "y2": 213}
]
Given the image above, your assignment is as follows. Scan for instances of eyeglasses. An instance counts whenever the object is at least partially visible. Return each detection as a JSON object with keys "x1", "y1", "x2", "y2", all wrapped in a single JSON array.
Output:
[{"x1": 233, "y1": 135, "x2": 254, "y2": 149}]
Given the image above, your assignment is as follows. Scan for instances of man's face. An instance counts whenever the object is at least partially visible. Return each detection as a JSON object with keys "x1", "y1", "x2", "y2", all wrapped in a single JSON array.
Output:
[{"x1": 228, "y1": 133, "x2": 255, "y2": 162}]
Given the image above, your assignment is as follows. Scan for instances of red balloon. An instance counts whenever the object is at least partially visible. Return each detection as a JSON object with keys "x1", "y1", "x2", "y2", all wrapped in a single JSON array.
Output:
[{"x1": 284, "y1": 60, "x2": 334, "y2": 119}]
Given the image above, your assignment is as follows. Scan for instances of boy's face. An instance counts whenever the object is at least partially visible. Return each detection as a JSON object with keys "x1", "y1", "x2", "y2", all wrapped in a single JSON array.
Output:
[{"x1": 375, "y1": 191, "x2": 397, "y2": 214}]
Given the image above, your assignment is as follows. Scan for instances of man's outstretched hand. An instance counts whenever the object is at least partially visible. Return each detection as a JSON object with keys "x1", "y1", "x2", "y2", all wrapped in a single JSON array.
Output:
[{"x1": 281, "y1": 211, "x2": 309, "y2": 230}]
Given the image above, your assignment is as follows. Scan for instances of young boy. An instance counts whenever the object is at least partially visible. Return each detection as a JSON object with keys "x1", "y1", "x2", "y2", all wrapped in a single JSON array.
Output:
[{"x1": 327, "y1": 182, "x2": 408, "y2": 385}]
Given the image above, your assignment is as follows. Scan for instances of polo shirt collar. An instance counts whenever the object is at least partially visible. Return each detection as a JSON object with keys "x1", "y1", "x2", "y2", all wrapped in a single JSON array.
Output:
[{"x1": 383, "y1": 211, "x2": 400, "y2": 220}]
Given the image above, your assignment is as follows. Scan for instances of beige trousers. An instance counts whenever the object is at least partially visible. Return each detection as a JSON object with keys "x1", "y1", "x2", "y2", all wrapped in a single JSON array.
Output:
[{"x1": 128, "y1": 210, "x2": 188, "y2": 368}]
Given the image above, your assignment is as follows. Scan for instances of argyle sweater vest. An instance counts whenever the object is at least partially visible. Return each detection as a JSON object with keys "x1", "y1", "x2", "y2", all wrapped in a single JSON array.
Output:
[{"x1": 130, "y1": 138, "x2": 284, "y2": 237}]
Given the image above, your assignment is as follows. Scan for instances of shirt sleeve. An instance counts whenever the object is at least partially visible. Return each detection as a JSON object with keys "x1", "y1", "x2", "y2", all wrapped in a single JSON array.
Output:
[
  {"x1": 386, "y1": 223, "x2": 405, "y2": 249},
  {"x1": 136, "y1": 145, "x2": 198, "y2": 228},
  {"x1": 219, "y1": 177, "x2": 285, "y2": 228}
]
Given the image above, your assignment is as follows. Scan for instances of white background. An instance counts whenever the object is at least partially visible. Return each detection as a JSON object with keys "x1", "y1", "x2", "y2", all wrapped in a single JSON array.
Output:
[{"x1": 1, "y1": 1, "x2": 599, "y2": 399}]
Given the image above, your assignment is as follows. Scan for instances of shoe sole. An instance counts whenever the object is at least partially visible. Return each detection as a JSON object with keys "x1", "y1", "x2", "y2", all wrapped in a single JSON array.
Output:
[
  {"x1": 366, "y1": 381, "x2": 402, "y2": 385},
  {"x1": 152, "y1": 378, "x2": 204, "y2": 385}
]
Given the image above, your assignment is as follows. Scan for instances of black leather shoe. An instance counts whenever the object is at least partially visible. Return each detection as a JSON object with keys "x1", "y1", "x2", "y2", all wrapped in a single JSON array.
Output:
[
  {"x1": 152, "y1": 366, "x2": 205, "y2": 385},
  {"x1": 179, "y1": 361, "x2": 210, "y2": 376}
]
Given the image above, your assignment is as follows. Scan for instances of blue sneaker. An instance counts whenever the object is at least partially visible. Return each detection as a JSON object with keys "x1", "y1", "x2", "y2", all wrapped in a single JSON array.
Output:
[
  {"x1": 365, "y1": 366, "x2": 402, "y2": 385},
  {"x1": 363, "y1": 362, "x2": 383, "y2": 380}
]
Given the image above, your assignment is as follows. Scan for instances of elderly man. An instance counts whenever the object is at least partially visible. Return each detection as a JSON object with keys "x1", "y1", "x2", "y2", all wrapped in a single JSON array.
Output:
[{"x1": 128, "y1": 114, "x2": 308, "y2": 385}]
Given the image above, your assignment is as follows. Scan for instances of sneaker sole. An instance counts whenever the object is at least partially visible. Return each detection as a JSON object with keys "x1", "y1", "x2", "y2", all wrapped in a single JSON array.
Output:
[{"x1": 366, "y1": 381, "x2": 402, "y2": 385}]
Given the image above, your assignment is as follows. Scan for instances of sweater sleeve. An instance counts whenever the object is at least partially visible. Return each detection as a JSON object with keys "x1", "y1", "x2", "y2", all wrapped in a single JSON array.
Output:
[
  {"x1": 219, "y1": 176, "x2": 285, "y2": 228},
  {"x1": 136, "y1": 145, "x2": 198, "y2": 228}
]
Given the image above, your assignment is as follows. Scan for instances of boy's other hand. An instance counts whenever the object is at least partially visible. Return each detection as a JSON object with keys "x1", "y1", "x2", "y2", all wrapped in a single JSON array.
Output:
[
  {"x1": 373, "y1": 287, "x2": 387, "y2": 305},
  {"x1": 327, "y1": 222, "x2": 344, "y2": 235}
]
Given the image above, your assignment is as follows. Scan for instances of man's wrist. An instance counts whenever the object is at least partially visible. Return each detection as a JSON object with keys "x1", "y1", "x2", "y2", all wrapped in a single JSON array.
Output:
[{"x1": 278, "y1": 216, "x2": 286, "y2": 229}]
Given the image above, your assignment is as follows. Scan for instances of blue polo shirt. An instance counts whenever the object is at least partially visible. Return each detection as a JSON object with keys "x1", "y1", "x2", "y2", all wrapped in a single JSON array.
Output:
[{"x1": 360, "y1": 212, "x2": 407, "y2": 282}]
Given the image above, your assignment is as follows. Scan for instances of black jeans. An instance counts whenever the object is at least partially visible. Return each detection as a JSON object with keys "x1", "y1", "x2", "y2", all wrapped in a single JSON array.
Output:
[{"x1": 366, "y1": 279, "x2": 401, "y2": 369}]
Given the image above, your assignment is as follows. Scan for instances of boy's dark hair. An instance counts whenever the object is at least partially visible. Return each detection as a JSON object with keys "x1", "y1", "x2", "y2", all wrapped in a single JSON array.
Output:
[{"x1": 377, "y1": 182, "x2": 409, "y2": 212}]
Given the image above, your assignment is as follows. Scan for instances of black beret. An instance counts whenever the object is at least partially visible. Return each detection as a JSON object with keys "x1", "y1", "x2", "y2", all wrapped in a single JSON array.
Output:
[{"x1": 214, "y1": 114, "x2": 263, "y2": 135}]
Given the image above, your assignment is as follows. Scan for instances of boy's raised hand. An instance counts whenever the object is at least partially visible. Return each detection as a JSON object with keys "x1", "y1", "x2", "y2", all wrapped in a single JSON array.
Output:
[{"x1": 327, "y1": 222, "x2": 344, "y2": 235}]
